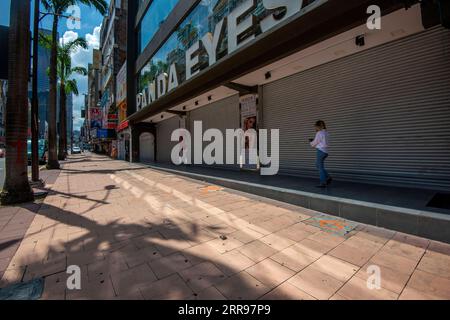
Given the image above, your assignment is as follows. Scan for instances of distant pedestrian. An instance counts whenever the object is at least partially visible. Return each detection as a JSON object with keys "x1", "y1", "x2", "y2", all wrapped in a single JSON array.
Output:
[{"x1": 310, "y1": 120, "x2": 332, "y2": 188}]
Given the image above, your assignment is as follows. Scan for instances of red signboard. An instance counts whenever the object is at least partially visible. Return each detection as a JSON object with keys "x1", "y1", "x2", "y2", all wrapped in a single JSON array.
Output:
[{"x1": 117, "y1": 120, "x2": 129, "y2": 132}]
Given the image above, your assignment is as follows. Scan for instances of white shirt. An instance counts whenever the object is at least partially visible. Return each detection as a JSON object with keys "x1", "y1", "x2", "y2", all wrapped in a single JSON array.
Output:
[{"x1": 310, "y1": 130, "x2": 329, "y2": 154}]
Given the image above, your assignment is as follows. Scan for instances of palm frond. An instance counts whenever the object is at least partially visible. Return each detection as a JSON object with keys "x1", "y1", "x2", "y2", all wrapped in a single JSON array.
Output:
[
  {"x1": 77, "y1": 0, "x2": 108, "y2": 16},
  {"x1": 71, "y1": 66, "x2": 88, "y2": 76},
  {"x1": 65, "y1": 79, "x2": 79, "y2": 96}
]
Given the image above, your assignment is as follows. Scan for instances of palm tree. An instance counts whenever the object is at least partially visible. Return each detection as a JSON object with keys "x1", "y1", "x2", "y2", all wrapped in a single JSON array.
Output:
[
  {"x1": 0, "y1": 0, "x2": 34, "y2": 204},
  {"x1": 41, "y1": 0, "x2": 108, "y2": 169},
  {"x1": 58, "y1": 38, "x2": 88, "y2": 160}
]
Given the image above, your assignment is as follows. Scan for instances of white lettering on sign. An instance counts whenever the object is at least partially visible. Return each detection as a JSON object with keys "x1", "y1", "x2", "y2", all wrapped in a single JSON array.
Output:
[
  {"x1": 228, "y1": 0, "x2": 256, "y2": 54},
  {"x1": 261, "y1": 0, "x2": 303, "y2": 32},
  {"x1": 138, "y1": 0, "x2": 327, "y2": 109}
]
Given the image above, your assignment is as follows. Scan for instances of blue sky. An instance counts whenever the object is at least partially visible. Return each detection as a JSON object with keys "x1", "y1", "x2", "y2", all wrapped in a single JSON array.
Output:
[{"x1": 0, "y1": 0, "x2": 108, "y2": 130}]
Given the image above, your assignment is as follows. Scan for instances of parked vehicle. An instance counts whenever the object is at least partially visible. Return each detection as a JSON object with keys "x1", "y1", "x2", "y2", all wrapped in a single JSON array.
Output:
[
  {"x1": 0, "y1": 143, "x2": 5, "y2": 158},
  {"x1": 27, "y1": 139, "x2": 48, "y2": 164},
  {"x1": 72, "y1": 146, "x2": 81, "y2": 154}
]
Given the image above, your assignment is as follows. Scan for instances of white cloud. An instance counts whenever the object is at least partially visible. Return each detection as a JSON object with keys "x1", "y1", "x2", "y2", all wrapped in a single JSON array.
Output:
[{"x1": 60, "y1": 24, "x2": 102, "y2": 131}]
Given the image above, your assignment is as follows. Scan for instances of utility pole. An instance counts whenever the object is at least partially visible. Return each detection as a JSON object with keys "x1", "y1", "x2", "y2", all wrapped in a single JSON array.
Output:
[{"x1": 30, "y1": 0, "x2": 40, "y2": 183}]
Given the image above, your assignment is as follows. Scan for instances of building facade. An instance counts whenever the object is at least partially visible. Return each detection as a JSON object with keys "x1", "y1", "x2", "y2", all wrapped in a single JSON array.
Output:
[
  {"x1": 96, "y1": 0, "x2": 128, "y2": 157},
  {"x1": 125, "y1": 0, "x2": 450, "y2": 191}
]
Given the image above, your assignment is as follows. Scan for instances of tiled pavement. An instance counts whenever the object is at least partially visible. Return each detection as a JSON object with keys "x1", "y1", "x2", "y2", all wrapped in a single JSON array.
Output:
[{"x1": 1, "y1": 154, "x2": 450, "y2": 300}]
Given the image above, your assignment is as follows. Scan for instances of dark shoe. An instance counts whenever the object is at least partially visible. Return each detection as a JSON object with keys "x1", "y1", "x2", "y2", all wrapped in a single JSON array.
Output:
[
  {"x1": 326, "y1": 177, "x2": 333, "y2": 185},
  {"x1": 316, "y1": 184, "x2": 327, "y2": 188}
]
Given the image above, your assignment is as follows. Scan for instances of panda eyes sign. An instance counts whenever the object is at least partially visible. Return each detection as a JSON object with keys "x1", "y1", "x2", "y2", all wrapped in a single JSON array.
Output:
[{"x1": 136, "y1": 0, "x2": 328, "y2": 110}]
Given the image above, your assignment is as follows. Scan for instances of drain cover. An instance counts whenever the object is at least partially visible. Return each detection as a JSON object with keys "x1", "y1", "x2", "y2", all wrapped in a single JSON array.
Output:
[
  {"x1": 0, "y1": 278, "x2": 44, "y2": 300},
  {"x1": 427, "y1": 193, "x2": 450, "y2": 210},
  {"x1": 304, "y1": 214, "x2": 358, "y2": 237}
]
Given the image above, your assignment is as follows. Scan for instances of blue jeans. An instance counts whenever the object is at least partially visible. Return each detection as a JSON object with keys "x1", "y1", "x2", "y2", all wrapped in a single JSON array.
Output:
[{"x1": 316, "y1": 150, "x2": 330, "y2": 184}]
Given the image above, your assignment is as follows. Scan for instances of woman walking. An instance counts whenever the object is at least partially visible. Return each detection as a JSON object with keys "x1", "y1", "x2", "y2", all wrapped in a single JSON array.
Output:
[{"x1": 310, "y1": 120, "x2": 332, "y2": 188}]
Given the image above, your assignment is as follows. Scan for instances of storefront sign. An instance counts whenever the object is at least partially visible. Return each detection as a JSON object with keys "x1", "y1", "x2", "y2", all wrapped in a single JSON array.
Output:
[
  {"x1": 116, "y1": 63, "x2": 127, "y2": 105},
  {"x1": 137, "y1": 0, "x2": 328, "y2": 110},
  {"x1": 117, "y1": 120, "x2": 129, "y2": 132},
  {"x1": 89, "y1": 107, "x2": 102, "y2": 129}
]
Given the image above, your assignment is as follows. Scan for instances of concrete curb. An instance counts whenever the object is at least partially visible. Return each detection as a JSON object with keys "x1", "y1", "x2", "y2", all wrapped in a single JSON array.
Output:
[{"x1": 143, "y1": 164, "x2": 450, "y2": 244}]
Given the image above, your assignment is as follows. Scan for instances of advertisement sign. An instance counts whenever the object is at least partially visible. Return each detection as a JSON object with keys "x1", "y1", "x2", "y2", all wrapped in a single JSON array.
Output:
[
  {"x1": 89, "y1": 107, "x2": 102, "y2": 129},
  {"x1": 116, "y1": 63, "x2": 127, "y2": 105},
  {"x1": 240, "y1": 94, "x2": 258, "y2": 134},
  {"x1": 240, "y1": 94, "x2": 258, "y2": 170}
]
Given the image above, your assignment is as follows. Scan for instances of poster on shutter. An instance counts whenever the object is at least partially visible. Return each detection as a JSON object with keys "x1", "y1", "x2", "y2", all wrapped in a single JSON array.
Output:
[
  {"x1": 240, "y1": 94, "x2": 258, "y2": 149},
  {"x1": 240, "y1": 94, "x2": 258, "y2": 170}
]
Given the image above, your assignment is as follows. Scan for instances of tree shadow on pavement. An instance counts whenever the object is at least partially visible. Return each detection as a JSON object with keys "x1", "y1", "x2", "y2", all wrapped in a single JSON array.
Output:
[{"x1": 0, "y1": 198, "x2": 245, "y2": 300}]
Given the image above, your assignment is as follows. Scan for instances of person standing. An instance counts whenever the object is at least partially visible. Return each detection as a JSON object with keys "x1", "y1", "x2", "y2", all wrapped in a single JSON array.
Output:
[{"x1": 310, "y1": 120, "x2": 332, "y2": 188}]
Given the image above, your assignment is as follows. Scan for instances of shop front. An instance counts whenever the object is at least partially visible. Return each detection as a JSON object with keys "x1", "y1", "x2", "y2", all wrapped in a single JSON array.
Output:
[{"x1": 127, "y1": 0, "x2": 450, "y2": 190}]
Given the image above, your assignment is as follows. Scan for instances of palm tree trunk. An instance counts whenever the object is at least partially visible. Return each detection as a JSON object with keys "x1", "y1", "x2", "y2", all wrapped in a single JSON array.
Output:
[
  {"x1": 58, "y1": 83, "x2": 67, "y2": 160},
  {"x1": 0, "y1": 0, "x2": 34, "y2": 204},
  {"x1": 47, "y1": 14, "x2": 60, "y2": 169}
]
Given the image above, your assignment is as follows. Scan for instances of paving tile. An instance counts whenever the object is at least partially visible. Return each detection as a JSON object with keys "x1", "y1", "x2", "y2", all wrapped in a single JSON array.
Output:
[
  {"x1": 41, "y1": 272, "x2": 67, "y2": 300},
  {"x1": 245, "y1": 258, "x2": 295, "y2": 288},
  {"x1": 404, "y1": 269, "x2": 450, "y2": 299},
  {"x1": 292, "y1": 239, "x2": 332, "y2": 260},
  {"x1": 206, "y1": 237, "x2": 244, "y2": 254},
  {"x1": 354, "y1": 262, "x2": 410, "y2": 294},
  {"x1": 337, "y1": 276, "x2": 398, "y2": 300},
  {"x1": 214, "y1": 271, "x2": 270, "y2": 300},
  {"x1": 382, "y1": 239, "x2": 426, "y2": 262},
  {"x1": 306, "y1": 231, "x2": 346, "y2": 250},
  {"x1": 427, "y1": 240, "x2": 450, "y2": 256},
  {"x1": 369, "y1": 250, "x2": 418, "y2": 276},
  {"x1": 190, "y1": 286, "x2": 227, "y2": 300},
  {"x1": 310, "y1": 255, "x2": 359, "y2": 282},
  {"x1": 228, "y1": 228, "x2": 265, "y2": 244},
  {"x1": 259, "y1": 233, "x2": 296, "y2": 251},
  {"x1": 328, "y1": 242, "x2": 378, "y2": 267},
  {"x1": 211, "y1": 250, "x2": 255, "y2": 276},
  {"x1": 271, "y1": 247, "x2": 316, "y2": 272},
  {"x1": 66, "y1": 276, "x2": 116, "y2": 300},
  {"x1": 392, "y1": 232, "x2": 430, "y2": 249},
  {"x1": 139, "y1": 274, "x2": 194, "y2": 300},
  {"x1": 288, "y1": 266, "x2": 344, "y2": 300},
  {"x1": 179, "y1": 262, "x2": 226, "y2": 293},
  {"x1": 274, "y1": 224, "x2": 315, "y2": 242},
  {"x1": 416, "y1": 251, "x2": 450, "y2": 279},
  {"x1": 238, "y1": 240, "x2": 278, "y2": 263},
  {"x1": 148, "y1": 253, "x2": 193, "y2": 279},
  {"x1": 110, "y1": 263, "x2": 157, "y2": 296},
  {"x1": 260, "y1": 282, "x2": 316, "y2": 300}
]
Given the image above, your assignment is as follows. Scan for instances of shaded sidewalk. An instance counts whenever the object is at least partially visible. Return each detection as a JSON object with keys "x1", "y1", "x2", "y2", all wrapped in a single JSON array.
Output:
[{"x1": 0, "y1": 154, "x2": 450, "y2": 300}]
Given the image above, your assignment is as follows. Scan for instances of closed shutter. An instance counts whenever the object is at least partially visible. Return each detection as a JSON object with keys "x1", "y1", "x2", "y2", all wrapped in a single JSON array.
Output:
[
  {"x1": 156, "y1": 116, "x2": 180, "y2": 163},
  {"x1": 189, "y1": 94, "x2": 240, "y2": 167},
  {"x1": 262, "y1": 27, "x2": 450, "y2": 190}
]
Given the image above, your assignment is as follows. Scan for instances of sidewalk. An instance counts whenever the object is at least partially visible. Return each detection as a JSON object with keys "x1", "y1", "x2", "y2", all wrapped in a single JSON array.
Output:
[{"x1": 1, "y1": 154, "x2": 450, "y2": 300}]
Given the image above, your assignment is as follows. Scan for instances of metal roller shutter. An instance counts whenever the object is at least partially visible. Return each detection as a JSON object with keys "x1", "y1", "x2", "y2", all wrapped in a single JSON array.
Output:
[
  {"x1": 189, "y1": 94, "x2": 240, "y2": 167},
  {"x1": 156, "y1": 116, "x2": 181, "y2": 163},
  {"x1": 262, "y1": 27, "x2": 450, "y2": 190}
]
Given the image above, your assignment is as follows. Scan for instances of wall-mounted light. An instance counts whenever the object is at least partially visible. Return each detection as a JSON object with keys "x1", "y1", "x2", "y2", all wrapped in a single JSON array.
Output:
[
  {"x1": 208, "y1": 95, "x2": 212, "y2": 101},
  {"x1": 182, "y1": 105, "x2": 186, "y2": 110},
  {"x1": 355, "y1": 35, "x2": 365, "y2": 47},
  {"x1": 195, "y1": 100, "x2": 199, "y2": 106},
  {"x1": 265, "y1": 71, "x2": 272, "y2": 80},
  {"x1": 161, "y1": 115, "x2": 164, "y2": 119}
]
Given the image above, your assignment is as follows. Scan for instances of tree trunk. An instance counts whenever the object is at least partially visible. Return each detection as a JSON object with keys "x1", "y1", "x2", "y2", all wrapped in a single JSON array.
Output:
[
  {"x1": 0, "y1": 0, "x2": 34, "y2": 204},
  {"x1": 47, "y1": 15, "x2": 60, "y2": 169},
  {"x1": 58, "y1": 83, "x2": 67, "y2": 160}
]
